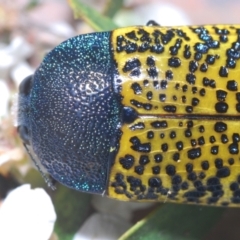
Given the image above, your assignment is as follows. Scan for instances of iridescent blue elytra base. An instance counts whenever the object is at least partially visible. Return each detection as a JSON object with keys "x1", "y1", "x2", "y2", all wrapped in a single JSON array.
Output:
[{"x1": 18, "y1": 32, "x2": 121, "y2": 193}]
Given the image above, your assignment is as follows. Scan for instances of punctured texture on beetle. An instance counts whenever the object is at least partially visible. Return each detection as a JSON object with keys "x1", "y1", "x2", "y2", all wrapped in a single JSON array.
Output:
[{"x1": 18, "y1": 24, "x2": 240, "y2": 207}]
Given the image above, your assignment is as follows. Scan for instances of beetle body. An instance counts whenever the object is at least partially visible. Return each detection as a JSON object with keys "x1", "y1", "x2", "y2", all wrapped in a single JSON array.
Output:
[{"x1": 18, "y1": 24, "x2": 240, "y2": 206}]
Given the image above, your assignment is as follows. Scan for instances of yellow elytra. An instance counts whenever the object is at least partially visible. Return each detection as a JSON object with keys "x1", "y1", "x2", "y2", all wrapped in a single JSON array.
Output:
[{"x1": 108, "y1": 25, "x2": 240, "y2": 206}]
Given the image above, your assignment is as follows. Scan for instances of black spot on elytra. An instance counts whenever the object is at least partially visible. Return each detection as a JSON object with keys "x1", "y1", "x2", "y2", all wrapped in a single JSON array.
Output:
[
  {"x1": 131, "y1": 82, "x2": 142, "y2": 94},
  {"x1": 120, "y1": 155, "x2": 135, "y2": 169},
  {"x1": 147, "y1": 67, "x2": 158, "y2": 79},
  {"x1": 170, "y1": 131, "x2": 176, "y2": 139},
  {"x1": 191, "y1": 139, "x2": 197, "y2": 147},
  {"x1": 146, "y1": 56, "x2": 155, "y2": 67},
  {"x1": 123, "y1": 58, "x2": 141, "y2": 75},
  {"x1": 166, "y1": 70, "x2": 173, "y2": 80},
  {"x1": 135, "y1": 165, "x2": 144, "y2": 175},
  {"x1": 221, "y1": 134, "x2": 228, "y2": 143},
  {"x1": 147, "y1": 131, "x2": 154, "y2": 139},
  {"x1": 211, "y1": 146, "x2": 219, "y2": 155},
  {"x1": 199, "y1": 88, "x2": 206, "y2": 96},
  {"x1": 198, "y1": 136, "x2": 205, "y2": 145},
  {"x1": 186, "y1": 73, "x2": 196, "y2": 84},
  {"x1": 189, "y1": 60, "x2": 198, "y2": 72},
  {"x1": 186, "y1": 163, "x2": 193, "y2": 173},
  {"x1": 232, "y1": 133, "x2": 240, "y2": 142},
  {"x1": 166, "y1": 165, "x2": 176, "y2": 176},
  {"x1": 206, "y1": 55, "x2": 216, "y2": 65},
  {"x1": 215, "y1": 158, "x2": 223, "y2": 169},
  {"x1": 129, "y1": 122, "x2": 145, "y2": 131},
  {"x1": 163, "y1": 105, "x2": 176, "y2": 113},
  {"x1": 214, "y1": 122, "x2": 227, "y2": 132},
  {"x1": 154, "y1": 154, "x2": 163, "y2": 163},
  {"x1": 183, "y1": 45, "x2": 191, "y2": 59},
  {"x1": 228, "y1": 143, "x2": 239, "y2": 154},
  {"x1": 146, "y1": 91, "x2": 153, "y2": 100},
  {"x1": 219, "y1": 66, "x2": 228, "y2": 77},
  {"x1": 148, "y1": 177, "x2": 162, "y2": 188},
  {"x1": 152, "y1": 166, "x2": 160, "y2": 174},
  {"x1": 161, "y1": 143, "x2": 168, "y2": 152},
  {"x1": 201, "y1": 160, "x2": 209, "y2": 170},
  {"x1": 228, "y1": 158, "x2": 234, "y2": 165},
  {"x1": 151, "y1": 121, "x2": 168, "y2": 128},
  {"x1": 122, "y1": 107, "x2": 138, "y2": 124},
  {"x1": 230, "y1": 182, "x2": 239, "y2": 191},
  {"x1": 182, "y1": 85, "x2": 188, "y2": 92},
  {"x1": 168, "y1": 57, "x2": 181, "y2": 67},
  {"x1": 215, "y1": 102, "x2": 229, "y2": 113},
  {"x1": 227, "y1": 80, "x2": 238, "y2": 91},
  {"x1": 216, "y1": 90, "x2": 227, "y2": 101},
  {"x1": 216, "y1": 167, "x2": 230, "y2": 178},
  {"x1": 159, "y1": 94, "x2": 166, "y2": 102},
  {"x1": 176, "y1": 141, "x2": 183, "y2": 151},
  {"x1": 130, "y1": 136, "x2": 151, "y2": 153},
  {"x1": 139, "y1": 155, "x2": 150, "y2": 165},
  {"x1": 188, "y1": 147, "x2": 201, "y2": 160},
  {"x1": 210, "y1": 136, "x2": 216, "y2": 143},
  {"x1": 172, "y1": 152, "x2": 180, "y2": 161}
]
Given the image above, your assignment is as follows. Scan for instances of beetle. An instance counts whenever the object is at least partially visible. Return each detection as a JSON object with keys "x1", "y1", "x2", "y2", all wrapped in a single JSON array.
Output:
[{"x1": 17, "y1": 21, "x2": 240, "y2": 206}]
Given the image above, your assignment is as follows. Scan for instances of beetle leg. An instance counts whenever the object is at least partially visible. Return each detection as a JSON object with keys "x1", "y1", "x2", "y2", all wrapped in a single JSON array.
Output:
[{"x1": 146, "y1": 20, "x2": 160, "y2": 26}]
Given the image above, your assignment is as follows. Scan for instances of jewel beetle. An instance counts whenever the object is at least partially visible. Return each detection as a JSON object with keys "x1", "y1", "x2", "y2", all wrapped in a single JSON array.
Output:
[{"x1": 17, "y1": 21, "x2": 240, "y2": 206}]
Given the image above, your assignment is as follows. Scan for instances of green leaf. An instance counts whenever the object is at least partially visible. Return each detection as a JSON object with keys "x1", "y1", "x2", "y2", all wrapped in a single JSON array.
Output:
[
  {"x1": 67, "y1": 0, "x2": 118, "y2": 31},
  {"x1": 25, "y1": 0, "x2": 40, "y2": 10},
  {"x1": 22, "y1": 168, "x2": 48, "y2": 189},
  {"x1": 120, "y1": 203, "x2": 225, "y2": 240},
  {"x1": 53, "y1": 185, "x2": 92, "y2": 240},
  {"x1": 104, "y1": 0, "x2": 124, "y2": 18}
]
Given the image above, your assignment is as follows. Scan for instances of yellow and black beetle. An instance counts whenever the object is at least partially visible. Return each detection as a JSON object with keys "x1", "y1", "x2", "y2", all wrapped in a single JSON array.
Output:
[{"x1": 17, "y1": 21, "x2": 240, "y2": 206}]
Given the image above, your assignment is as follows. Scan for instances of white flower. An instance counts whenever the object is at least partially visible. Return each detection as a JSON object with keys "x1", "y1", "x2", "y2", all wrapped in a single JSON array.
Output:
[
  {"x1": 73, "y1": 213, "x2": 131, "y2": 240},
  {"x1": 0, "y1": 80, "x2": 10, "y2": 119},
  {"x1": 0, "y1": 184, "x2": 56, "y2": 240}
]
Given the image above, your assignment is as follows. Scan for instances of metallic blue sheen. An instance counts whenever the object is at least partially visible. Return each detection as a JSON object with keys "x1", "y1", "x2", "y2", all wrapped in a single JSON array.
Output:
[{"x1": 25, "y1": 32, "x2": 120, "y2": 194}]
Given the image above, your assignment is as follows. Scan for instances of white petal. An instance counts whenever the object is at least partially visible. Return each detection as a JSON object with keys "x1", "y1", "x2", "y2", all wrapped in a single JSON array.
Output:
[
  {"x1": 8, "y1": 37, "x2": 34, "y2": 62},
  {"x1": 73, "y1": 213, "x2": 131, "y2": 240},
  {"x1": 92, "y1": 195, "x2": 154, "y2": 221},
  {"x1": 114, "y1": 2, "x2": 191, "y2": 27},
  {"x1": 0, "y1": 184, "x2": 56, "y2": 240},
  {"x1": 48, "y1": 22, "x2": 75, "y2": 38},
  {"x1": 11, "y1": 61, "x2": 34, "y2": 87},
  {"x1": 0, "y1": 37, "x2": 33, "y2": 79},
  {"x1": 0, "y1": 79, "x2": 10, "y2": 118}
]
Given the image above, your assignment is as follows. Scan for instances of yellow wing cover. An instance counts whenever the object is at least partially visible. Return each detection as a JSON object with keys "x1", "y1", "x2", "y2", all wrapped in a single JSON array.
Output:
[{"x1": 108, "y1": 25, "x2": 240, "y2": 206}]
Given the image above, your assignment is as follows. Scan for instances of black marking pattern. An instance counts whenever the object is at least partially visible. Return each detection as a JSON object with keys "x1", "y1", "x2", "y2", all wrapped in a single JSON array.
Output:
[
  {"x1": 110, "y1": 25, "x2": 240, "y2": 205},
  {"x1": 111, "y1": 116, "x2": 240, "y2": 205},
  {"x1": 115, "y1": 25, "x2": 240, "y2": 116}
]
